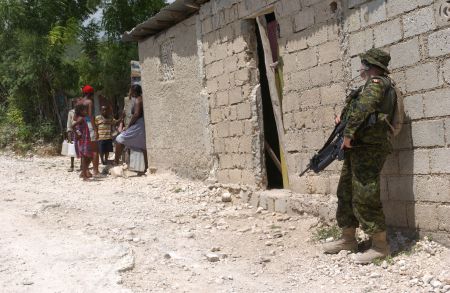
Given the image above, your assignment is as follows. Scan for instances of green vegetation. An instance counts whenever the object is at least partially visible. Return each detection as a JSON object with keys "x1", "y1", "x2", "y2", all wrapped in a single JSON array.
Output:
[
  {"x1": 0, "y1": 0, "x2": 166, "y2": 153},
  {"x1": 313, "y1": 225, "x2": 342, "y2": 241}
]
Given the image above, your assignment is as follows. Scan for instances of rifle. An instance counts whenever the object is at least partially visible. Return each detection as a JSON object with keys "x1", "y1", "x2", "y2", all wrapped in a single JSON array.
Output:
[
  {"x1": 299, "y1": 122, "x2": 346, "y2": 177},
  {"x1": 299, "y1": 88, "x2": 361, "y2": 177}
]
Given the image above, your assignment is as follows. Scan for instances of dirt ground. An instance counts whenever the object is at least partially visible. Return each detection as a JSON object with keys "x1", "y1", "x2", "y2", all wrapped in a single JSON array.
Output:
[{"x1": 0, "y1": 155, "x2": 449, "y2": 293}]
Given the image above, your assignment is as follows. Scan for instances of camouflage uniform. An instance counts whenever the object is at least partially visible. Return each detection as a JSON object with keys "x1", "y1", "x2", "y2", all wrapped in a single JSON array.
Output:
[{"x1": 336, "y1": 49, "x2": 395, "y2": 235}]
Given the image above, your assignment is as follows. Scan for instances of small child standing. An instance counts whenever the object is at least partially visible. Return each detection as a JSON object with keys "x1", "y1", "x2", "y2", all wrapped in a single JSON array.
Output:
[
  {"x1": 95, "y1": 105, "x2": 118, "y2": 165},
  {"x1": 73, "y1": 104, "x2": 93, "y2": 180}
]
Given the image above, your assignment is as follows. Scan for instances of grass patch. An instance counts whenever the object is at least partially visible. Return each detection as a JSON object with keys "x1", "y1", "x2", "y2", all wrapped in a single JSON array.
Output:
[
  {"x1": 313, "y1": 225, "x2": 342, "y2": 241},
  {"x1": 372, "y1": 255, "x2": 394, "y2": 266},
  {"x1": 173, "y1": 187, "x2": 183, "y2": 193}
]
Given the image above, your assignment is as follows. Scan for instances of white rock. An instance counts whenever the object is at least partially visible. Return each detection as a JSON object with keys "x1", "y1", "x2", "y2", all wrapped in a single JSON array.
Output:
[
  {"x1": 422, "y1": 274, "x2": 434, "y2": 284},
  {"x1": 430, "y1": 279, "x2": 442, "y2": 288},
  {"x1": 206, "y1": 253, "x2": 220, "y2": 262},
  {"x1": 221, "y1": 192, "x2": 232, "y2": 202},
  {"x1": 325, "y1": 237, "x2": 334, "y2": 243}
]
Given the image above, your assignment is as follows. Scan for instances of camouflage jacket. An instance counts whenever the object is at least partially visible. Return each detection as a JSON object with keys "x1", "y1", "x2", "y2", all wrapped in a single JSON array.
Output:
[{"x1": 341, "y1": 76, "x2": 394, "y2": 150}]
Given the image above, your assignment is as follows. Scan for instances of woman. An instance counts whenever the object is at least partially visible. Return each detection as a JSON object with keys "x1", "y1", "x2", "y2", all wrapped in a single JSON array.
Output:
[{"x1": 114, "y1": 84, "x2": 148, "y2": 172}]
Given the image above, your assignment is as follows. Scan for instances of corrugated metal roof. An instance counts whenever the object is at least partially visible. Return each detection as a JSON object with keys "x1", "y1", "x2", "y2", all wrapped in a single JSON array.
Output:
[{"x1": 122, "y1": 0, "x2": 209, "y2": 42}]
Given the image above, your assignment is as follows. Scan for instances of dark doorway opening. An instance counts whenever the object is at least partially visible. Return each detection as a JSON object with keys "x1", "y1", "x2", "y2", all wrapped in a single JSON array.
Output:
[{"x1": 255, "y1": 16, "x2": 283, "y2": 189}]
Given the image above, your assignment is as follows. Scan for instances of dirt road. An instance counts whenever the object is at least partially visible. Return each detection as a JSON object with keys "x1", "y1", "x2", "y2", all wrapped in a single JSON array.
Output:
[{"x1": 0, "y1": 155, "x2": 449, "y2": 293}]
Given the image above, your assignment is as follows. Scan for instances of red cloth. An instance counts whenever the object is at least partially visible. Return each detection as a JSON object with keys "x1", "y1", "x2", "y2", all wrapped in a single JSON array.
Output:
[
  {"x1": 82, "y1": 85, "x2": 94, "y2": 94},
  {"x1": 74, "y1": 117, "x2": 93, "y2": 158}
]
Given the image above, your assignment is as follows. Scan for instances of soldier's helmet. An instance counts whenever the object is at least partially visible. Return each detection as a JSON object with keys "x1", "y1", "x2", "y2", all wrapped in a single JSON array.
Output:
[{"x1": 359, "y1": 48, "x2": 391, "y2": 73}]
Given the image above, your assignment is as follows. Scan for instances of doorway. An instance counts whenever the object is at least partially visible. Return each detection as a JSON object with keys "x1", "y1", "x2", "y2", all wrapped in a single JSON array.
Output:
[{"x1": 255, "y1": 12, "x2": 287, "y2": 189}]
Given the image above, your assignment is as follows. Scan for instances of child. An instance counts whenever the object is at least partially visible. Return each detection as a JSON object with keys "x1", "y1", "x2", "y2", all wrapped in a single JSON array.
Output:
[
  {"x1": 66, "y1": 98, "x2": 80, "y2": 172},
  {"x1": 73, "y1": 104, "x2": 93, "y2": 180},
  {"x1": 95, "y1": 105, "x2": 119, "y2": 165}
]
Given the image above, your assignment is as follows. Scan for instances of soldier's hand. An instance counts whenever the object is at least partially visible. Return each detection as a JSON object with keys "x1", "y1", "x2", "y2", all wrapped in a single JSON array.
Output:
[
  {"x1": 335, "y1": 115, "x2": 341, "y2": 125},
  {"x1": 341, "y1": 137, "x2": 352, "y2": 149}
]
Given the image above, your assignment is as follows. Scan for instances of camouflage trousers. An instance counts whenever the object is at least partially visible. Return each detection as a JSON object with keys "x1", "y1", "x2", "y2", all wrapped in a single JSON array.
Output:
[{"x1": 336, "y1": 147, "x2": 388, "y2": 235}]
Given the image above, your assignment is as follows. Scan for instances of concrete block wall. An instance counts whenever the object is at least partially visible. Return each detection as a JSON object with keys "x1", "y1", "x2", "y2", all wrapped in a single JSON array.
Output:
[
  {"x1": 200, "y1": 1, "x2": 264, "y2": 186},
  {"x1": 199, "y1": 0, "x2": 450, "y2": 242},
  {"x1": 340, "y1": 0, "x2": 450, "y2": 243},
  {"x1": 137, "y1": 0, "x2": 450, "y2": 243}
]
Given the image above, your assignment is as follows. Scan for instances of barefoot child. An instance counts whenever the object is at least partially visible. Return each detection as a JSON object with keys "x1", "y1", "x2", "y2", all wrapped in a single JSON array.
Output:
[
  {"x1": 73, "y1": 104, "x2": 93, "y2": 180},
  {"x1": 95, "y1": 105, "x2": 119, "y2": 165}
]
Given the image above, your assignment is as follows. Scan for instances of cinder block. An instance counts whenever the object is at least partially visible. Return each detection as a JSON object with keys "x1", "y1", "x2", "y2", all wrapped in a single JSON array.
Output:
[
  {"x1": 318, "y1": 40, "x2": 340, "y2": 64},
  {"x1": 408, "y1": 203, "x2": 439, "y2": 230},
  {"x1": 290, "y1": 70, "x2": 311, "y2": 91},
  {"x1": 405, "y1": 62, "x2": 439, "y2": 93},
  {"x1": 403, "y1": 94, "x2": 424, "y2": 120},
  {"x1": 216, "y1": 90, "x2": 229, "y2": 106},
  {"x1": 241, "y1": 170, "x2": 256, "y2": 186},
  {"x1": 387, "y1": 175, "x2": 415, "y2": 201},
  {"x1": 314, "y1": 0, "x2": 338, "y2": 24},
  {"x1": 217, "y1": 74, "x2": 230, "y2": 91},
  {"x1": 206, "y1": 79, "x2": 219, "y2": 94},
  {"x1": 423, "y1": 88, "x2": 450, "y2": 118},
  {"x1": 227, "y1": 105, "x2": 237, "y2": 121},
  {"x1": 360, "y1": 0, "x2": 387, "y2": 27},
  {"x1": 390, "y1": 70, "x2": 407, "y2": 93},
  {"x1": 331, "y1": 61, "x2": 345, "y2": 82},
  {"x1": 219, "y1": 154, "x2": 233, "y2": 169},
  {"x1": 309, "y1": 64, "x2": 332, "y2": 87},
  {"x1": 430, "y1": 148, "x2": 450, "y2": 173},
  {"x1": 307, "y1": 175, "x2": 330, "y2": 195},
  {"x1": 348, "y1": 0, "x2": 368, "y2": 8},
  {"x1": 414, "y1": 175, "x2": 450, "y2": 203},
  {"x1": 216, "y1": 121, "x2": 230, "y2": 138},
  {"x1": 206, "y1": 60, "x2": 224, "y2": 79},
  {"x1": 443, "y1": 58, "x2": 450, "y2": 84},
  {"x1": 299, "y1": 88, "x2": 321, "y2": 109},
  {"x1": 233, "y1": 68, "x2": 250, "y2": 87},
  {"x1": 282, "y1": 52, "x2": 297, "y2": 74},
  {"x1": 403, "y1": 7, "x2": 436, "y2": 38},
  {"x1": 384, "y1": 201, "x2": 408, "y2": 227},
  {"x1": 228, "y1": 169, "x2": 242, "y2": 183},
  {"x1": 229, "y1": 120, "x2": 244, "y2": 136},
  {"x1": 274, "y1": 197, "x2": 288, "y2": 213},
  {"x1": 306, "y1": 25, "x2": 328, "y2": 47},
  {"x1": 320, "y1": 83, "x2": 346, "y2": 105},
  {"x1": 437, "y1": 205, "x2": 450, "y2": 231},
  {"x1": 374, "y1": 18, "x2": 402, "y2": 47},
  {"x1": 228, "y1": 87, "x2": 243, "y2": 105},
  {"x1": 399, "y1": 149, "x2": 430, "y2": 175},
  {"x1": 389, "y1": 38, "x2": 420, "y2": 70},
  {"x1": 386, "y1": 0, "x2": 433, "y2": 18},
  {"x1": 285, "y1": 34, "x2": 308, "y2": 53},
  {"x1": 445, "y1": 118, "x2": 450, "y2": 147},
  {"x1": 344, "y1": 9, "x2": 361, "y2": 32},
  {"x1": 238, "y1": 136, "x2": 252, "y2": 153},
  {"x1": 223, "y1": 55, "x2": 238, "y2": 73},
  {"x1": 297, "y1": 47, "x2": 318, "y2": 70},
  {"x1": 349, "y1": 29, "x2": 374, "y2": 57},
  {"x1": 213, "y1": 138, "x2": 226, "y2": 153},
  {"x1": 303, "y1": 129, "x2": 325, "y2": 150},
  {"x1": 236, "y1": 102, "x2": 251, "y2": 120},
  {"x1": 275, "y1": 0, "x2": 301, "y2": 18},
  {"x1": 217, "y1": 169, "x2": 230, "y2": 183},
  {"x1": 294, "y1": 7, "x2": 314, "y2": 32},
  {"x1": 428, "y1": 27, "x2": 450, "y2": 57},
  {"x1": 282, "y1": 91, "x2": 300, "y2": 113},
  {"x1": 210, "y1": 108, "x2": 222, "y2": 124},
  {"x1": 411, "y1": 120, "x2": 445, "y2": 147}
]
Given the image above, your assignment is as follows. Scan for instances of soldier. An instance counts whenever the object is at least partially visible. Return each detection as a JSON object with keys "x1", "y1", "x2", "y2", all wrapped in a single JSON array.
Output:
[{"x1": 323, "y1": 48, "x2": 396, "y2": 264}]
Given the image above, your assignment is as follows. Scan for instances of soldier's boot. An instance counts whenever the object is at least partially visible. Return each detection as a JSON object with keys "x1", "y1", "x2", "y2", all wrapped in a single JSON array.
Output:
[
  {"x1": 354, "y1": 231, "x2": 390, "y2": 264},
  {"x1": 323, "y1": 227, "x2": 357, "y2": 254}
]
